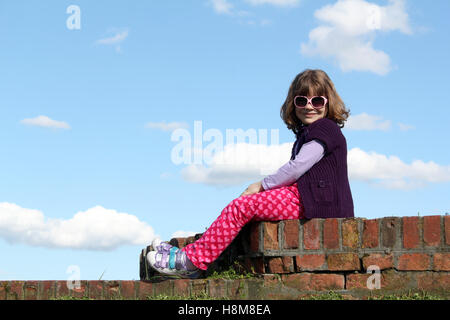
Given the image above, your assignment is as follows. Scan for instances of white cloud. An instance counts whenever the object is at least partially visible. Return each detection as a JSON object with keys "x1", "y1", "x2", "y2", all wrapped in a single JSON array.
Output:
[
  {"x1": 145, "y1": 121, "x2": 189, "y2": 132},
  {"x1": 209, "y1": 0, "x2": 235, "y2": 14},
  {"x1": 300, "y1": 0, "x2": 413, "y2": 75},
  {"x1": 244, "y1": 0, "x2": 300, "y2": 7},
  {"x1": 171, "y1": 230, "x2": 199, "y2": 238},
  {"x1": 181, "y1": 142, "x2": 291, "y2": 186},
  {"x1": 207, "y1": 0, "x2": 273, "y2": 25},
  {"x1": 348, "y1": 148, "x2": 450, "y2": 190},
  {"x1": 344, "y1": 113, "x2": 391, "y2": 131},
  {"x1": 20, "y1": 115, "x2": 70, "y2": 129},
  {"x1": 179, "y1": 141, "x2": 450, "y2": 191},
  {"x1": 96, "y1": 30, "x2": 128, "y2": 45},
  {"x1": 159, "y1": 172, "x2": 173, "y2": 179},
  {"x1": 95, "y1": 29, "x2": 129, "y2": 53},
  {"x1": 398, "y1": 122, "x2": 415, "y2": 131},
  {"x1": 0, "y1": 203, "x2": 157, "y2": 251}
]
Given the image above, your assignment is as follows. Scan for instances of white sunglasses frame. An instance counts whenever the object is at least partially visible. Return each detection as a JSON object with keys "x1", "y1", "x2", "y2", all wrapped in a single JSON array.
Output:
[{"x1": 294, "y1": 96, "x2": 328, "y2": 109}]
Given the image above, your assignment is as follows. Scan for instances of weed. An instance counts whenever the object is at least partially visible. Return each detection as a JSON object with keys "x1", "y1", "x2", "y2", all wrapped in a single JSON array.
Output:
[{"x1": 207, "y1": 262, "x2": 255, "y2": 280}]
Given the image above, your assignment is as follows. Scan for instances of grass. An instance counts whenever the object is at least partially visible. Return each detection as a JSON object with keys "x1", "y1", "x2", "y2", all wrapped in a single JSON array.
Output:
[
  {"x1": 148, "y1": 290, "x2": 448, "y2": 300},
  {"x1": 50, "y1": 296, "x2": 94, "y2": 300},
  {"x1": 206, "y1": 262, "x2": 256, "y2": 280},
  {"x1": 146, "y1": 292, "x2": 229, "y2": 300},
  {"x1": 51, "y1": 290, "x2": 447, "y2": 300},
  {"x1": 366, "y1": 289, "x2": 446, "y2": 300},
  {"x1": 301, "y1": 291, "x2": 348, "y2": 300},
  {"x1": 299, "y1": 289, "x2": 447, "y2": 300}
]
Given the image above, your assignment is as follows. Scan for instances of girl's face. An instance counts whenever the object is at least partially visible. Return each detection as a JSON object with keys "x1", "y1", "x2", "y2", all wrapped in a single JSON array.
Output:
[{"x1": 295, "y1": 95, "x2": 328, "y2": 125}]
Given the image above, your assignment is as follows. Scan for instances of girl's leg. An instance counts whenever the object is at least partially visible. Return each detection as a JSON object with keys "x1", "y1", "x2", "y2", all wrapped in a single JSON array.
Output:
[{"x1": 182, "y1": 182, "x2": 305, "y2": 270}]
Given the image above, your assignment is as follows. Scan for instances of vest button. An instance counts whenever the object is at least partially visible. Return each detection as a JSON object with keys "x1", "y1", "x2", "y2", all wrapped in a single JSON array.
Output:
[{"x1": 319, "y1": 180, "x2": 325, "y2": 187}]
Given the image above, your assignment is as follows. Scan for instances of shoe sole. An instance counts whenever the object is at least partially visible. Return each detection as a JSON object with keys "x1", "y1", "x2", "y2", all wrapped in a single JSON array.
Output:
[
  {"x1": 146, "y1": 251, "x2": 199, "y2": 279},
  {"x1": 139, "y1": 245, "x2": 154, "y2": 280}
]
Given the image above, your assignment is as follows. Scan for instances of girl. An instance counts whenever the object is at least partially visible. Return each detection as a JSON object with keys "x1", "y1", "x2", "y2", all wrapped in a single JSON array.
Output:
[{"x1": 147, "y1": 69, "x2": 354, "y2": 278}]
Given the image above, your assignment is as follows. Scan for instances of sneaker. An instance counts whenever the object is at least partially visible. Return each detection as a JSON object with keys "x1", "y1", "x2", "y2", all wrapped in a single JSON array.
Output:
[
  {"x1": 151, "y1": 238, "x2": 173, "y2": 254},
  {"x1": 146, "y1": 246, "x2": 200, "y2": 279},
  {"x1": 139, "y1": 245, "x2": 154, "y2": 280}
]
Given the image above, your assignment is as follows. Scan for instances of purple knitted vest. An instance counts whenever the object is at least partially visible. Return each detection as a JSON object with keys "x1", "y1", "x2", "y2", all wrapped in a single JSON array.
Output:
[{"x1": 292, "y1": 118, "x2": 354, "y2": 219}]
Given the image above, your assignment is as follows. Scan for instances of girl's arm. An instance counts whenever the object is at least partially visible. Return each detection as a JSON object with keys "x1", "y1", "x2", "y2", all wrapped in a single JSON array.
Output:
[{"x1": 261, "y1": 139, "x2": 325, "y2": 191}]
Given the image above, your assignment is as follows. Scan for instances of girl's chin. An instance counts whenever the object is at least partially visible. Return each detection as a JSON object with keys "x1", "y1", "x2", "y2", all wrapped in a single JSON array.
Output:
[{"x1": 301, "y1": 117, "x2": 317, "y2": 124}]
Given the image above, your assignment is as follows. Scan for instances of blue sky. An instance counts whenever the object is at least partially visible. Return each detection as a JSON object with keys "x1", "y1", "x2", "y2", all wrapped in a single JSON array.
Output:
[{"x1": 0, "y1": 0, "x2": 449, "y2": 280}]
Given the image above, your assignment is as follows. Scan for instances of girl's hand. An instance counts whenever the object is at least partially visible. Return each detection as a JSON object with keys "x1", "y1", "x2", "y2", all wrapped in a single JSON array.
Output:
[{"x1": 240, "y1": 181, "x2": 265, "y2": 197}]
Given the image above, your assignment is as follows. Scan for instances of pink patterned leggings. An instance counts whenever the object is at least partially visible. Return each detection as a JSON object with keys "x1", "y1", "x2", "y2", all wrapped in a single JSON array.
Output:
[{"x1": 182, "y1": 182, "x2": 305, "y2": 270}]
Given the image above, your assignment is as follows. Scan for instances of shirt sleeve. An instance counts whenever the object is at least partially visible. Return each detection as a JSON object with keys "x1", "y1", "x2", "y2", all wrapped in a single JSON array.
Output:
[{"x1": 261, "y1": 139, "x2": 325, "y2": 191}]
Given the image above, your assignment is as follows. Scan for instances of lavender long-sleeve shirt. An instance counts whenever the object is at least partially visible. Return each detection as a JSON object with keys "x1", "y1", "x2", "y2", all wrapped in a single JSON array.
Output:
[{"x1": 261, "y1": 139, "x2": 325, "y2": 191}]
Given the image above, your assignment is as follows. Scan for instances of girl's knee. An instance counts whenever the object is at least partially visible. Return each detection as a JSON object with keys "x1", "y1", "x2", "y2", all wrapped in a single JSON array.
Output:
[{"x1": 226, "y1": 198, "x2": 253, "y2": 223}]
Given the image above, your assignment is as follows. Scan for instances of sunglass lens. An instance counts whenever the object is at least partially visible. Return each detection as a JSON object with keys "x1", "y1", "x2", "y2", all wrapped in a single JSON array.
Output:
[
  {"x1": 312, "y1": 97, "x2": 325, "y2": 108},
  {"x1": 295, "y1": 97, "x2": 307, "y2": 107}
]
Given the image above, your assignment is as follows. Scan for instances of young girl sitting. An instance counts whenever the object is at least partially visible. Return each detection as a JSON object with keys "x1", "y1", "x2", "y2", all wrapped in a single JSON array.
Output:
[{"x1": 147, "y1": 69, "x2": 354, "y2": 278}]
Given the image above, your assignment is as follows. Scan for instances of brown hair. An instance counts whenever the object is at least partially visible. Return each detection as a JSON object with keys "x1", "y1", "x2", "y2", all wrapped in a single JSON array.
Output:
[{"x1": 280, "y1": 69, "x2": 350, "y2": 135}]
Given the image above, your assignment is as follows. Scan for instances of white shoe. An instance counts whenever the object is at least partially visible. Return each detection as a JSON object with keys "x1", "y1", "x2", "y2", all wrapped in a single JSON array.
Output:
[
  {"x1": 146, "y1": 249, "x2": 200, "y2": 279},
  {"x1": 151, "y1": 238, "x2": 172, "y2": 253}
]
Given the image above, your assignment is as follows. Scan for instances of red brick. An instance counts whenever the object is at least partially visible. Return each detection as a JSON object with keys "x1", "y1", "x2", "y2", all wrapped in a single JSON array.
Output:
[
  {"x1": 0, "y1": 282, "x2": 7, "y2": 300},
  {"x1": 417, "y1": 272, "x2": 450, "y2": 291},
  {"x1": 345, "y1": 273, "x2": 371, "y2": 290},
  {"x1": 376, "y1": 270, "x2": 417, "y2": 291},
  {"x1": 120, "y1": 281, "x2": 137, "y2": 299},
  {"x1": 397, "y1": 253, "x2": 431, "y2": 270},
  {"x1": 445, "y1": 215, "x2": 450, "y2": 245},
  {"x1": 173, "y1": 279, "x2": 190, "y2": 297},
  {"x1": 23, "y1": 281, "x2": 39, "y2": 300},
  {"x1": 283, "y1": 220, "x2": 299, "y2": 249},
  {"x1": 423, "y1": 216, "x2": 441, "y2": 246},
  {"x1": 342, "y1": 218, "x2": 360, "y2": 249},
  {"x1": 104, "y1": 280, "x2": 121, "y2": 299},
  {"x1": 38, "y1": 281, "x2": 55, "y2": 300},
  {"x1": 327, "y1": 253, "x2": 360, "y2": 271},
  {"x1": 88, "y1": 280, "x2": 104, "y2": 300},
  {"x1": 362, "y1": 253, "x2": 393, "y2": 270},
  {"x1": 7, "y1": 281, "x2": 24, "y2": 300},
  {"x1": 70, "y1": 280, "x2": 88, "y2": 299},
  {"x1": 295, "y1": 254, "x2": 326, "y2": 271},
  {"x1": 249, "y1": 223, "x2": 261, "y2": 252},
  {"x1": 402, "y1": 216, "x2": 421, "y2": 249},
  {"x1": 347, "y1": 270, "x2": 416, "y2": 291},
  {"x1": 362, "y1": 219, "x2": 379, "y2": 248},
  {"x1": 208, "y1": 279, "x2": 227, "y2": 298},
  {"x1": 266, "y1": 256, "x2": 293, "y2": 273},
  {"x1": 191, "y1": 280, "x2": 207, "y2": 297},
  {"x1": 323, "y1": 218, "x2": 339, "y2": 249},
  {"x1": 282, "y1": 273, "x2": 344, "y2": 291},
  {"x1": 303, "y1": 219, "x2": 321, "y2": 250},
  {"x1": 153, "y1": 279, "x2": 174, "y2": 297},
  {"x1": 55, "y1": 281, "x2": 70, "y2": 299},
  {"x1": 263, "y1": 274, "x2": 281, "y2": 288},
  {"x1": 228, "y1": 279, "x2": 246, "y2": 299},
  {"x1": 138, "y1": 281, "x2": 153, "y2": 300},
  {"x1": 244, "y1": 257, "x2": 264, "y2": 274},
  {"x1": 381, "y1": 217, "x2": 400, "y2": 248},
  {"x1": 263, "y1": 222, "x2": 278, "y2": 250},
  {"x1": 433, "y1": 253, "x2": 450, "y2": 271}
]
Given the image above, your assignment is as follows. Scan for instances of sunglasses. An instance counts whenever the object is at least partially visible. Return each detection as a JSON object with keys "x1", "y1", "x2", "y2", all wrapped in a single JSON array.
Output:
[{"x1": 294, "y1": 96, "x2": 328, "y2": 109}]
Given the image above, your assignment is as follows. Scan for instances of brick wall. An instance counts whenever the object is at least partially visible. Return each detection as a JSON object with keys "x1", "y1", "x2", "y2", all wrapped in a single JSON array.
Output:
[
  {"x1": 147, "y1": 215, "x2": 449, "y2": 275},
  {"x1": 1, "y1": 215, "x2": 449, "y2": 300},
  {"x1": 140, "y1": 215, "x2": 449, "y2": 299}
]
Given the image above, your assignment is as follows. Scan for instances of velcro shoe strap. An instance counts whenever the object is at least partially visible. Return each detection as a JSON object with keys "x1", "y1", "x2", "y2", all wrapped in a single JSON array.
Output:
[{"x1": 169, "y1": 247, "x2": 178, "y2": 269}]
